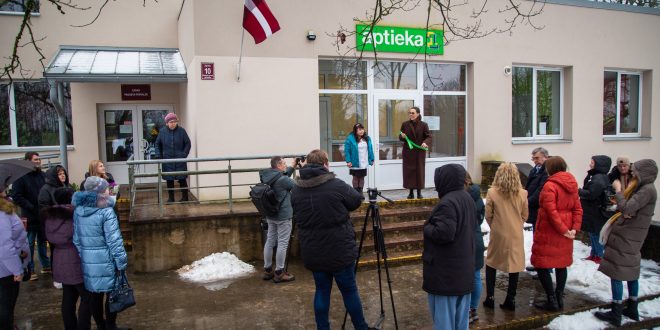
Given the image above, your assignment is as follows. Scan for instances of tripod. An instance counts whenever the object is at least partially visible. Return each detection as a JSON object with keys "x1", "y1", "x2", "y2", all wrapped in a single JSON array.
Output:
[{"x1": 342, "y1": 189, "x2": 398, "y2": 330}]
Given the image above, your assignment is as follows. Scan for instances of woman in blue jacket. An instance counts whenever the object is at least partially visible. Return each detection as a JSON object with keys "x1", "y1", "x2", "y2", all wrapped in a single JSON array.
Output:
[
  {"x1": 343, "y1": 123, "x2": 374, "y2": 192},
  {"x1": 73, "y1": 176, "x2": 128, "y2": 330}
]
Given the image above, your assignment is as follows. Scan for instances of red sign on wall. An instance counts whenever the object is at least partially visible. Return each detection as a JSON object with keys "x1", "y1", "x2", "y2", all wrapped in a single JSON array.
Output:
[
  {"x1": 201, "y1": 62, "x2": 215, "y2": 80},
  {"x1": 121, "y1": 84, "x2": 151, "y2": 100}
]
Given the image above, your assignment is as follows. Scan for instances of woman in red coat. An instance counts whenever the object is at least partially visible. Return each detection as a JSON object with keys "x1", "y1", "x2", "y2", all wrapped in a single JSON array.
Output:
[{"x1": 531, "y1": 156, "x2": 583, "y2": 311}]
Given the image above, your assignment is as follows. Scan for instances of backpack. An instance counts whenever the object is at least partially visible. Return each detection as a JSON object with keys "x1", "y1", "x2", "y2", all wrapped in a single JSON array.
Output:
[{"x1": 250, "y1": 173, "x2": 284, "y2": 217}]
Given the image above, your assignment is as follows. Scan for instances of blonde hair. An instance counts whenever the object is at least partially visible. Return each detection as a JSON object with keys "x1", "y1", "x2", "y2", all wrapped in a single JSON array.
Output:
[
  {"x1": 88, "y1": 160, "x2": 108, "y2": 180},
  {"x1": 0, "y1": 198, "x2": 16, "y2": 215},
  {"x1": 492, "y1": 162, "x2": 522, "y2": 197}
]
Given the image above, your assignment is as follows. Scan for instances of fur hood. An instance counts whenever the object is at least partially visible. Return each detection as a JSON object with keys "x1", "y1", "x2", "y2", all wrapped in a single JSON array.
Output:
[
  {"x1": 633, "y1": 159, "x2": 658, "y2": 187},
  {"x1": 72, "y1": 191, "x2": 115, "y2": 216},
  {"x1": 295, "y1": 164, "x2": 336, "y2": 188}
]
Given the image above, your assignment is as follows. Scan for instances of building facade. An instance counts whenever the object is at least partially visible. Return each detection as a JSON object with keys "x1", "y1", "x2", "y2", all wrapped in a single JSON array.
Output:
[{"x1": 1, "y1": 0, "x2": 659, "y2": 216}]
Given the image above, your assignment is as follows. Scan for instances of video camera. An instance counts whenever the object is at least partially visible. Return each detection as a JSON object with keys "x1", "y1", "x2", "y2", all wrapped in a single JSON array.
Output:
[
  {"x1": 294, "y1": 155, "x2": 306, "y2": 168},
  {"x1": 367, "y1": 188, "x2": 394, "y2": 204}
]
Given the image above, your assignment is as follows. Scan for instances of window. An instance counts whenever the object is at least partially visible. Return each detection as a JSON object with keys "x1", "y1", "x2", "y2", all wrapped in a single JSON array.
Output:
[
  {"x1": 0, "y1": 81, "x2": 73, "y2": 148},
  {"x1": 603, "y1": 71, "x2": 641, "y2": 136},
  {"x1": 0, "y1": 0, "x2": 39, "y2": 13},
  {"x1": 318, "y1": 59, "x2": 367, "y2": 162},
  {"x1": 374, "y1": 62, "x2": 417, "y2": 89},
  {"x1": 512, "y1": 66, "x2": 563, "y2": 138}
]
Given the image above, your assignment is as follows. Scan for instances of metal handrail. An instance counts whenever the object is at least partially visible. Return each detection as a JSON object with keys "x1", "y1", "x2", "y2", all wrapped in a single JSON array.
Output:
[{"x1": 126, "y1": 154, "x2": 305, "y2": 218}]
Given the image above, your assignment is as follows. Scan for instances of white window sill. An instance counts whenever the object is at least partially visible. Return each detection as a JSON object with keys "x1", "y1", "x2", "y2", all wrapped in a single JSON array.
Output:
[
  {"x1": 511, "y1": 139, "x2": 572, "y2": 145},
  {"x1": 0, "y1": 145, "x2": 75, "y2": 153},
  {"x1": 602, "y1": 136, "x2": 651, "y2": 142}
]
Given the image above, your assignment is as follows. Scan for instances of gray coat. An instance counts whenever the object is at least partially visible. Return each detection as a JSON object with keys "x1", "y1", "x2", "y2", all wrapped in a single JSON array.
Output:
[
  {"x1": 599, "y1": 159, "x2": 657, "y2": 281},
  {"x1": 259, "y1": 167, "x2": 295, "y2": 221}
]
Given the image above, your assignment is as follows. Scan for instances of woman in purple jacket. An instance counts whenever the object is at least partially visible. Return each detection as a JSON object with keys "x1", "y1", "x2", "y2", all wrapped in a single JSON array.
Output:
[
  {"x1": 0, "y1": 188, "x2": 30, "y2": 330},
  {"x1": 43, "y1": 187, "x2": 96, "y2": 330}
]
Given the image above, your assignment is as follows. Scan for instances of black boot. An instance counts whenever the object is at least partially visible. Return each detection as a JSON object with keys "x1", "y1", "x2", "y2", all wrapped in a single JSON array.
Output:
[
  {"x1": 179, "y1": 179, "x2": 189, "y2": 202},
  {"x1": 355, "y1": 186, "x2": 362, "y2": 193},
  {"x1": 622, "y1": 299, "x2": 639, "y2": 321},
  {"x1": 416, "y1": 189, "x2": 423, "y2": 199},
  {"x1": 166, "y1": 180, "x2": 175, "y2": 203},
  {"x1": 407, "y1": 189, "x2": 414, "y2": 199},
  {"x1": 555, "y1": 289, "x2": 564, "y2": 309},
  {"x1": 534, "y1": 294, "x2": 559, "y2": 311},
  {"x1": 595, "y1": 302, "x2": 623, "y2": 327},
  {"x1": 499, "y1": 295, "x2": 515, "y2": 311},
  {"x1": 482, "y1": 296, "x2": 494, "y2": 309}
]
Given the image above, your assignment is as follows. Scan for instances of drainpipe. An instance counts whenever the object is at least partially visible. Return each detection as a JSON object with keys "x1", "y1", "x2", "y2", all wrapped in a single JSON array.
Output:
[{"x1": 49, "y1": 81, "x2": 68, "y2": 170}]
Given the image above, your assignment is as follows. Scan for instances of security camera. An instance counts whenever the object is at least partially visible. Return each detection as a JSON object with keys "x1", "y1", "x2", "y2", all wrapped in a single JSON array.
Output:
[
  {"x1": 504, "y1": 66, "x2": 512, "y2": 76},
  {"x1": 306, "y1": 30, "x2": 316, "y2": 41}
]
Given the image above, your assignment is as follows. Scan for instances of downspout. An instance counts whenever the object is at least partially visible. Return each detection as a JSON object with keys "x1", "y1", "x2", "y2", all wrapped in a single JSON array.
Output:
[{"x1": 49, "y1": 80, "x2": 68, "y2": 170}]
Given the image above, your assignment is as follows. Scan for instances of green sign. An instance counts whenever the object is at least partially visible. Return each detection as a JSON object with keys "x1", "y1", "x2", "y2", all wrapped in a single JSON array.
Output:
[{"x1": 356, "y1": 24, "x2": 443, "y2": 55}]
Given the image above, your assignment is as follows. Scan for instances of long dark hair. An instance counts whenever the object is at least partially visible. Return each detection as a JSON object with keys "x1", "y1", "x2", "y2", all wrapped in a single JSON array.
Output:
[
  {"x1": 352, "y1": 123, "x2": 368, "y2": 142},
  {"x1": 410, "y1": 106, "x2": 422, "y2": 121}
]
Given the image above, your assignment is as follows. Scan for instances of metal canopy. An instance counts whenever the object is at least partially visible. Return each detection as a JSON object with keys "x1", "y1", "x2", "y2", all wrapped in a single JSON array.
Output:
[{"x1": 44, "y1": 46, "x2": 187, "y2": 82}]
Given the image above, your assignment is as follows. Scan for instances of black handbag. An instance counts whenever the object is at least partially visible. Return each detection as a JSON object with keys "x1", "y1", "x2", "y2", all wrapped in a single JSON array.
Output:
[{"x1": 108, "y1": 271, "x2": 136, "y2": 313}]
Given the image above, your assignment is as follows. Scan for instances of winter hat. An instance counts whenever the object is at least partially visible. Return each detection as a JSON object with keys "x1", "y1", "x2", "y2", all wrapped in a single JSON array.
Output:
[
  {"x1": 84, "y1": 176, "x2": 109, "y2": 194},
  {"x1": 616, "y1": 156, "x2": 631, "y2": 166},
  {"x1": 164, "y1": 113, "x2": 178, "y2": 123}
]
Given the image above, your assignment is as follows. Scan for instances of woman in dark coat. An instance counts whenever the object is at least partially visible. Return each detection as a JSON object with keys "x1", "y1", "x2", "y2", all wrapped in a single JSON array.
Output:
[
  {"x1": 155, "y1": 113, "x2": 191, "y2": 203},
  {"x1": 578, "y1": 155, "x2": 611, "y2": 263},
  {"x1": 43, "y1": 187, "x2": 97, "y2": 330},
  {"x1": 423, "y1": 164, "x2": 475, "y2": 329},
  {"x1": 595, "y1": 159, "x2": 657, "y2": 327},
  {"x1": 399, "y1": 106, "x2": 431, "y2": 199},
  {"x1": 466, "y1": 172, "x2": 485, "y2": 324},
  {"x1": 79, "y1": 160, "x2": 116, "y2": 193},
  {"x1": 531, "y1": 156, "x2": 582, "y2": 311},
  {"x1": 38, "y1": 165, "x2": 71, "y2": 210}
]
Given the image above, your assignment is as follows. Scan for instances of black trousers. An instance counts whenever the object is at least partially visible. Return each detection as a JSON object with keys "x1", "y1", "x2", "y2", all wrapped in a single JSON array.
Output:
[
  {"x1": 62, "y1": 283, "x2": 93, "y2": 330},
  {"x1": 166, "y1": 179, "x2": 189, "y2": 199},
  {"x1": 485, "y1": 265, "x2": 519, "y2": 298},
  {"x1": 90, "y1": 292, "x2": 118, "y2": 330},
  {"x1": 537, "y1": 268, "x2": 567, "y2": 296},
  {"x1": 0, "y1": 275, "x2": 20, "y2": 330}
]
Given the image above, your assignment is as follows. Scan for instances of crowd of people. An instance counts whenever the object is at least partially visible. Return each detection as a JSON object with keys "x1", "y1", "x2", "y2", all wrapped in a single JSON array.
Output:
[{"x1": 1, "y1": 107, "x2": 658, "y2": 330}]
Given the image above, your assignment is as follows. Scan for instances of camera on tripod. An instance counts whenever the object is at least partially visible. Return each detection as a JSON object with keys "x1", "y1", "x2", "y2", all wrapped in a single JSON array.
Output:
[{"x1": 368, "y1": 188, "x2": 379, "y2": 203}]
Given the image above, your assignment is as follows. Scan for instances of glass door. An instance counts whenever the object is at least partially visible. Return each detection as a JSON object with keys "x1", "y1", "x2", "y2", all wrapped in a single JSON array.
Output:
[
  {"x1": 370, "y1": 93, "x2": 420, "y2": 190},
  {"x1": 98, "y1": 104, "x2": 173, "y2": 184}
]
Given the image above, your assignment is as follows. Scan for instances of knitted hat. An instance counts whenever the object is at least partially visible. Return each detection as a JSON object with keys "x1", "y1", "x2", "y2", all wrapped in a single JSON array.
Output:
[
  {"x1": 84, "y1": 176, "x2": 109, "y2": 194},
  {"x1": 164, "y1": 113, "x2": 178, "y2": 123},
  {"x1": 616, "y1": 156, "x2": 631, "y2": 166}
]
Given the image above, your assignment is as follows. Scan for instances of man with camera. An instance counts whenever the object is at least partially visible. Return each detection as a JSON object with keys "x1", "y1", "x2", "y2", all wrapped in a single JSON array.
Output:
[
  {"x1": 259, "y1": 156, "x2": 296, "y2": 283},
  {"x1": 291, "y1": 149, "x2": 372, "y2": 330}
]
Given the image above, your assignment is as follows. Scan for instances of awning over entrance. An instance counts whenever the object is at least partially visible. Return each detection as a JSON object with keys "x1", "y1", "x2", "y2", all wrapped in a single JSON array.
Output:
[{"x1": 44, "y1": 46, "x2": 187, "y2": 82}]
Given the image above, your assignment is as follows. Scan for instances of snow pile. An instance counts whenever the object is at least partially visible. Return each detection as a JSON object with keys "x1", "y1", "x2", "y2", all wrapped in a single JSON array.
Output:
[
  {"x1": 546, "y1": 297, "x2": 660, "y2": 330},
  {"x1": 177, "y1": 252, "x2": 255, "y2": 283},
  {"x1": 482, "y1": 221, "x2": 660, "y2": 302}
]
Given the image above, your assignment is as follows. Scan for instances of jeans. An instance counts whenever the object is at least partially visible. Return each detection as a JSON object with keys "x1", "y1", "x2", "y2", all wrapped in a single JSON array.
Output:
[
  {"x1": 27, "y1": 230, "x2": 50, "y2": 272},
  {"x1": 0, "y1": 276, "x2": 20, "y2": 330},
  {"x1": 311, "y1": 264, "x2": 368, "y2": 330},
  {"x1": 62, "y1": 283, "x2": 92, "y2": 330},
  {"x1": 588, "y1": 232, "x2": 604, "y2": 258},
  {"x1": 263, "y1": 218, "x2": 292, "y2": 271},
  {"x1": 611, "y1": 279, "x2": 639, "y2": 301},
  {"x1": 470, "y1": 269, "x2": 482, "y2": 309},
  {"x1": 428, "y1": 293, "x2": 470, "y2": 330}
]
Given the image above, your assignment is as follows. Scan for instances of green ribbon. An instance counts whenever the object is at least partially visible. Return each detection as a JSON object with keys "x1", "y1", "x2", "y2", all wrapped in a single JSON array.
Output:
[{"x1": 400, "y1": 131, "x2": 428, "y2": 151}]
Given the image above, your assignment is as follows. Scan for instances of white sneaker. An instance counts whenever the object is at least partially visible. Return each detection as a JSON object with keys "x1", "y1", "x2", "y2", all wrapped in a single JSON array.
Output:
[{"x1": 53, "y1": 281, "x2": 63, "y2": 289}]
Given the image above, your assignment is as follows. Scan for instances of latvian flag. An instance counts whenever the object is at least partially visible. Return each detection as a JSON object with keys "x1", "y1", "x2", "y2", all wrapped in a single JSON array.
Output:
[{"x1": 243, "y1": 0, "x2": 281, "y2": 44}]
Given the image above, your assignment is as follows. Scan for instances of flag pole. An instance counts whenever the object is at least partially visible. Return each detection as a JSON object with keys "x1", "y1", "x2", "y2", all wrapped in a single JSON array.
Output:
[{"x1": 237, "y1": 28, "x2": 245, "y2": 82}]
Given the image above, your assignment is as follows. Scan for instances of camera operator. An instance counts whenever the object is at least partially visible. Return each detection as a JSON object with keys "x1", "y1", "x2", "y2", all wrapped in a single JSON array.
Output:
[
  {"x1": 259, "y1": 157, "x2": 297, "y2": 283},
  {"x1": 291, "y1": 149, "x2": 372, "y2": 330}
]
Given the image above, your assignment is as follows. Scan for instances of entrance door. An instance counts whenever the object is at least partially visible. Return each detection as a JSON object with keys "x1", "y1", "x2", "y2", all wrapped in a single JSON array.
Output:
[
  {"x1": 369, "y1": 93, "x2": 420, "y2": 190},
  {"x1": 99, "y1": 104, "x2": 173, "y2": 184}
]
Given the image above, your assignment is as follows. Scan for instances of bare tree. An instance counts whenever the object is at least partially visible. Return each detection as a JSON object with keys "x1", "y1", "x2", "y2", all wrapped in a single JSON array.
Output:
[{"x1": 596, "y1": 0, "x2": 659, "y2": 7}]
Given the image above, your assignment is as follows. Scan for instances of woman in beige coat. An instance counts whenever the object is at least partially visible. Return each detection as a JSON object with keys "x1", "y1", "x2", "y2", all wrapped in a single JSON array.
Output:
[{"x1": 483, "y1": 162, "x2": 529, "y2": 311}]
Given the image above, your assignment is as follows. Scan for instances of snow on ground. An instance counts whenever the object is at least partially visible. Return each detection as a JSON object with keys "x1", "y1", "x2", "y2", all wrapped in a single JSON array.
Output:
[
  {"x1": 177, "y1": 252, "x2": 255, "y2": 284},
  {"x1": 481, "y1": 222, "x2": 660, "y2": 302},
  {"x1": 546, "y1": 297, "x2": 660, "y2": 330}
]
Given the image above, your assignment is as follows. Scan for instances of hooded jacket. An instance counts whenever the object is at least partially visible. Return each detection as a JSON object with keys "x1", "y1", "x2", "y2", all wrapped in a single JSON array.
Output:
[
  {"x1": 422, "y1": 164, "x2": 475, "y2": 296},
  {"x1": 38, "y1": 165, "x2": 70, "y2": 210},
  {"x1": 290, "y1": 164, "x2": 363, "y2": 272},
  {"x1": 72, "y1": 191, "x2": 127, "y2": 292},
  {"x1": 42, "y1": 204, "x2": 82, "y2": 285},
  {"x1": 579, "y1": 155, "x2": 612, "y2": 233},
  {"x1": 79, "y1": 172, "x2": 115, "y2": 192},
  {"x1": 531, "y1": 171, "x2": 583, "y2": 269},
  {"x1": 259, "y1": 166, "x2": 295, "y2": 221},
  {"x1": 599, "y1": 159, "x2": 657, "y2": 281},
  {"x1": 0, "y1": 210, "x2": 30, "y2": 278}
]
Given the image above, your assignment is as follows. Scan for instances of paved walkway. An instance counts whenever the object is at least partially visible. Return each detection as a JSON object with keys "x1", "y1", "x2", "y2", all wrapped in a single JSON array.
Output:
[{"x1": 15, "y1": 260, "x2": 602, "y2": 330}]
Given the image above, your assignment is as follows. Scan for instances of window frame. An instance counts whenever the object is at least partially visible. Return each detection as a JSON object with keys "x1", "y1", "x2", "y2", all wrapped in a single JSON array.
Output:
[
  {"x1": 603, "y1": 70, "x2": 642, "y2": 138},
  {"x1": 0, "y1": 0, "x2": 40, "y2": 15},
  {"x1": 0, "y1": 80, "x2": 73, "y2": 150},
  {"x1": 511, "y1": 65, "x2": 564, "y2": 141}
]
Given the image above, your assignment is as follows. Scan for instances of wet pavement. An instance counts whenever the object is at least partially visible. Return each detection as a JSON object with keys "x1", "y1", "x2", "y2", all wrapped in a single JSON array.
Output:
[{"x1": 15, "y1": 260, "x2": 603, "y2": 330}]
